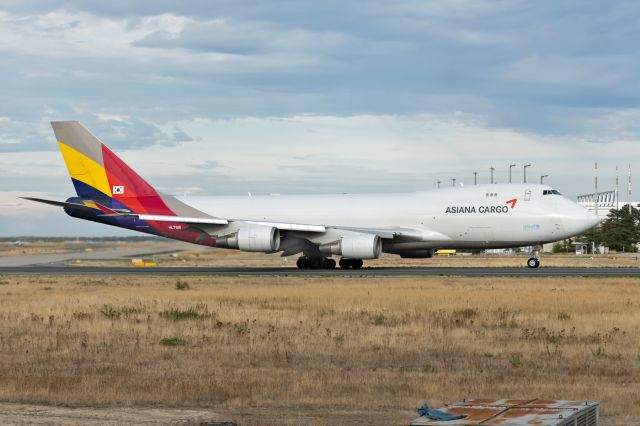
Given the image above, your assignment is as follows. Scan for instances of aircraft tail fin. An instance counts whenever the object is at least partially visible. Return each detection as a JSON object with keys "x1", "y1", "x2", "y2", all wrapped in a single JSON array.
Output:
[
  {"x1": 40, "y1": 121, "x2": 215, "y2": 242},
  {"x1": 52, "y1": 121, "x2": 159, "y2": 201},
  {"x1": 52, "y1": 120, "x2": 213, "y2": 220}
]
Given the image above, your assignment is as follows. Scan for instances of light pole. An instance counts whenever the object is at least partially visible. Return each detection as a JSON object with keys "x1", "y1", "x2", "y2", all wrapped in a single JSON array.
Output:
[
  {"x1": 452, "y1": 178, "x2": 456, "y2": 187},
  {"x1": 540, "y1": 174, "x2": 549, "y2": 184},
  {"x1": 490, "y1": 166, "x2": 495, "y2": 184},
  {"x1": 523, "y1": 164, "x2": 531, "y2": 183},
  {"x1": 509, "y1": 164, "x2": 516, "y2": 183},
  {"x1": 474, "y1": 172, "x2": 478, "y2": 185}
]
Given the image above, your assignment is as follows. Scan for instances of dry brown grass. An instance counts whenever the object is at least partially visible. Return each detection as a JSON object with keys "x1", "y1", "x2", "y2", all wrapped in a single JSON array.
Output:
[{"x1": 0, "y1": 275, "x2": 638, "y2": 425}]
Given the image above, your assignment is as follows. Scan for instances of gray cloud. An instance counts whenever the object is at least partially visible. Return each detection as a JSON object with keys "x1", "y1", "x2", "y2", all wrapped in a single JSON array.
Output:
[
  {"x1": 192, "y1": 160, "x2": 222, "y2": 170},
  {"x1": 0, "y1": 113, "x2": 179, "y2": 152},
  {"x1": 1, "y1": 2, "x2": 638, "y2": 138}
]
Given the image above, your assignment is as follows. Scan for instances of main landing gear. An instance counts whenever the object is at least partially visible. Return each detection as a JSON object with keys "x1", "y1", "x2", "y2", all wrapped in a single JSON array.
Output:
[
  {"x1": 339, "y1": 258, "x2": 363, "y2": 269},
  {"x1": 296, "y1": 256, "x2": 336, "y2": 269},
  {"x1": 295, "y1": 256, "x2": 364, "y2": 269},
  {"x1": 527, "y1": 245, "x2": 541, "y2": 268}
]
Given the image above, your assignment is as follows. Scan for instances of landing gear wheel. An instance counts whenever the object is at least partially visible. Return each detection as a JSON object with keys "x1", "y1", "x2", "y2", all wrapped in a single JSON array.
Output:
[
  {"x1": 527, "y1": 257, "x2": 540, "y2": 268},
  {"x1": 309, "y1": 258, "x2": 324, "y2": 269},
  {"x1": 338, "y1": 258, "x2": 364, "y2": 269},
  {"x1": 296, "y1": 256, "x2": 310, "y2": 269},
  {"x1": 323, "y1": 258, "x2": 336, "y2": 269}
]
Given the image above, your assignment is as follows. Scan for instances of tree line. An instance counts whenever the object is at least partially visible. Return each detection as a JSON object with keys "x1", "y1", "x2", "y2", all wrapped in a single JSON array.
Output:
[{"x1": 557, "y1": 206, "x2": 640, "y2": 253}]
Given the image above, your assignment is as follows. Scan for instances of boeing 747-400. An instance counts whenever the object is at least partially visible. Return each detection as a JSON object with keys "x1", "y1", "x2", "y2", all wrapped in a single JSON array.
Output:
[{"x1": 25, "y1": 121, "x2": 599, "y2": 269}]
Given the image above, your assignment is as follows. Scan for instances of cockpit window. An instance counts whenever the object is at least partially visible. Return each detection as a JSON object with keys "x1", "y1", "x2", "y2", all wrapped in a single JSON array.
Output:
[{"x1": 543, "y1": 189, "x2": 561, "y2": 195}]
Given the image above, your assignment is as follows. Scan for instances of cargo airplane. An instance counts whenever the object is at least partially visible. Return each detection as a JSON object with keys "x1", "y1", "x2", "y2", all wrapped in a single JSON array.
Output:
[{"x1": 24, "y1": 121, "x2": 599, "y2": 269}]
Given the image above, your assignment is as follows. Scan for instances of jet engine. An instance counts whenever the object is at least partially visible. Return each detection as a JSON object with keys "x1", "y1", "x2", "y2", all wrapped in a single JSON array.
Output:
[
  {"x1": 218, "y1": 226, "x2": 280, "y2": 252},
  {"x1": 320, "y1": 234, "x2": 382, "y2": 259}
]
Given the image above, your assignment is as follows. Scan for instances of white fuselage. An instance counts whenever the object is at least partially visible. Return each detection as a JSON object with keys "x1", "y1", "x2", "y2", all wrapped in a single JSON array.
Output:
[{"x1": 178, "y1": 184, "x2": 598, "y2": 251}]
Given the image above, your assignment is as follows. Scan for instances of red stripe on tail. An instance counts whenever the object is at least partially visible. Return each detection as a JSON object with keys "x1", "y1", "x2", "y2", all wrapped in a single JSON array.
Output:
[{"x1": 101, "y1": 144, "x2": 175, "y2": 216}]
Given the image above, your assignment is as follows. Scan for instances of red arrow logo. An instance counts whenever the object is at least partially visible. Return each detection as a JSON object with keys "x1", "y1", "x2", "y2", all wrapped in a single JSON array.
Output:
[{"x1": 506, "y1": 198, "x2": 517, "y2": 209}]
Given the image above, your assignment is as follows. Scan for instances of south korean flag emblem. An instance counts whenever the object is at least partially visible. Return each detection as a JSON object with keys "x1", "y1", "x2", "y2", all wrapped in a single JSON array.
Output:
[{"x1": 112, "y1": 185, "x2": 125, "y2": 195}]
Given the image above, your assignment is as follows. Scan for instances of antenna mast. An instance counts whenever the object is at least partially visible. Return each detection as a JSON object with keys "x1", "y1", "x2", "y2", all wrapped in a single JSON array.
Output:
[
  {"x1": 615, "y1": 165, "x2": 619, "y2": 210},
  {"x1": 629, "y1": 164, "x2": 632, "y2": 213},
  {"x1": 594, "y1": 162, "x2": 598, "y2": 219}
]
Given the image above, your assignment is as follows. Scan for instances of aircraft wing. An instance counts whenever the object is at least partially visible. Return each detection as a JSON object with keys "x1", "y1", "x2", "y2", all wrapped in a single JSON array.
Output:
[{"x1": 117, "y1": 213, "x2": 422, "y2": 240}]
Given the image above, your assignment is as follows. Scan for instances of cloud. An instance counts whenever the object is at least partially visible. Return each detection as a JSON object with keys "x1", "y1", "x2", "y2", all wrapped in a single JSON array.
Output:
[
  {"x1": 192, "y1": 160, "x2": 222, "y2": 170},
  {"x1": 171, "y1": 128, "x2": 194, "y2": 143},
  {"x1": 0, "y1": 114, "x2": 181, "y2": 152},
  {"x1": 134, "y1": 15, "x2": 361, "y2": 59},
  {"x1": 95, "y1": 113, "x2": 131, "y2": 123},
  {"x1": 501, "y1": 55, "x2": 637, "y2": 88}
]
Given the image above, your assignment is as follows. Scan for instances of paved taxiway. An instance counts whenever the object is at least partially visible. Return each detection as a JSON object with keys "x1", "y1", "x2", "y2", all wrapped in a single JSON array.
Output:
[
  {"x1": 0, "y1": 242, "x2": 196, "y2": 267},
  {"x1": 1, "y1": 266, "x2": 639, "y2": 276}
]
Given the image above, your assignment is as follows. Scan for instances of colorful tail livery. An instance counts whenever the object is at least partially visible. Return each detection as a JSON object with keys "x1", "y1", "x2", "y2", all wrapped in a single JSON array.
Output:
[
  {"x1": 39, "y1": 121, "x2": 221, "y2": 245},
  {"x1": 24, "y1": 120, "x2": 599, "y2": 269}
]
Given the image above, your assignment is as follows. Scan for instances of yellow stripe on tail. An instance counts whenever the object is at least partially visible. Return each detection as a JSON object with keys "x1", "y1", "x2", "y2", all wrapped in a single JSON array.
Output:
[{"x1": 58, "y1": 141, "x2": 113, "y2": 197}]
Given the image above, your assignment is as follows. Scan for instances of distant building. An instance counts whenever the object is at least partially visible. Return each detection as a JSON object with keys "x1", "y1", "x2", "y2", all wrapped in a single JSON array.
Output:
[
  {"x1": 572, "y1": 242, "x2": 588, "y2": 255},
  {"x1": 577, "y1": 190, "x2": 640, "y2": 220}
]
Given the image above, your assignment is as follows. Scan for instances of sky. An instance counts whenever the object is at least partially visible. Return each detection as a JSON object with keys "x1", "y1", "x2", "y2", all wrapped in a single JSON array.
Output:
[{"x1": 1, "y1": 1, "x2": 639, "y2": 236}]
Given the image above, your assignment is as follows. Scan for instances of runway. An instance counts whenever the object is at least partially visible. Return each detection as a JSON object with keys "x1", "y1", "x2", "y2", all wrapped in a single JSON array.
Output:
[{"x1": 1, "y1": 265, "x2": 639, "y2": 276}]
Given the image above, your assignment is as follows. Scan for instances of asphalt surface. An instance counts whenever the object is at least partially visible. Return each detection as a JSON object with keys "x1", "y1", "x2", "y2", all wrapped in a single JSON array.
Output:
[
  {"x1": 0, "y1": 242, "x2": 195, "y2": 267},
  {"x1": 1, "y1": 266, "x2": 640, "y2": 276}
]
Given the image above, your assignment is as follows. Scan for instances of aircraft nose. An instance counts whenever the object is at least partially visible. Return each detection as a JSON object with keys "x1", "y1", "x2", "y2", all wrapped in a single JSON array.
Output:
[
  {"x1": 586, "y1": 210, "x2": 600, "y2": 228},
  {"x1": 562, "y1": 204, "x2": 600, "y2": 236}
]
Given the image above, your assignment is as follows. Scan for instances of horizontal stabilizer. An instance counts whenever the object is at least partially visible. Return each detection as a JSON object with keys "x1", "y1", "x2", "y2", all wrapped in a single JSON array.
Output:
[{"x1": 21, "y1": 197, "x2": 96, "y2": 211}]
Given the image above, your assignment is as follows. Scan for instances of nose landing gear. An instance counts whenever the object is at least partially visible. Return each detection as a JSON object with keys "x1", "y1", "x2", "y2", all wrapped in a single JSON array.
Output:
[{"x1": 527, "y1": 245, "x2": 541, "y2": 268}]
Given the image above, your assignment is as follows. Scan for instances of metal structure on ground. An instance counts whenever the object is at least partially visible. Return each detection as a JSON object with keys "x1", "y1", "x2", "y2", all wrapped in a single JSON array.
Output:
[{"x1": 410, "y1": 399, "x2": 599, "y2": 426}]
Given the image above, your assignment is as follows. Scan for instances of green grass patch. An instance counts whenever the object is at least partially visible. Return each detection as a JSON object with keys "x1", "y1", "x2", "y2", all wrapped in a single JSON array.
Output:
[
  {"x1": 454, "y1": 308, "x2": 478, "y2": 320},
  {"x1": 372, "y1": 313, "x2": 386, "y2": 326},
  {"x1": 99, "y1": 303, "x2": 145, "y2": 319},
  {"x1": 557, "y1": 311, "x2": 571, "y2": 320},
  {"x1": 159, "y1": 305, "x2": 214, "y2": 321},
  {"x1": 175, "y1": 279, "x2": 190, "y2": 290},
  {"x1": 160, "y1": 337, "x2": 187, "y2": 346}
]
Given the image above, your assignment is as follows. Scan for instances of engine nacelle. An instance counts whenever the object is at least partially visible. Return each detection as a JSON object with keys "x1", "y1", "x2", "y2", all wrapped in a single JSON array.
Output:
[
  {"x1": 320, "y1": 234, "x2": 382, "y2": 259},
  {"x1": 219, "y1": 226, "x2": 280, "y2": 252},
  {"x1": 238, "y1": 226, "x2": 280, "y2": 252}
]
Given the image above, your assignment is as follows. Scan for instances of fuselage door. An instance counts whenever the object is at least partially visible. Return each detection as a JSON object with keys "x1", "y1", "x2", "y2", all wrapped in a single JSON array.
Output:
[{"x1": 524, "y1": 189, "x2": 532, "y2": 201}]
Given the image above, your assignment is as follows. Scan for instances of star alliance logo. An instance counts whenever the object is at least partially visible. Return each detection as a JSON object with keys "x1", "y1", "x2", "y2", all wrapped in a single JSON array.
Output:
[{"x1": 112, "y1": 185, "x2": 124, "y2": 195}]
